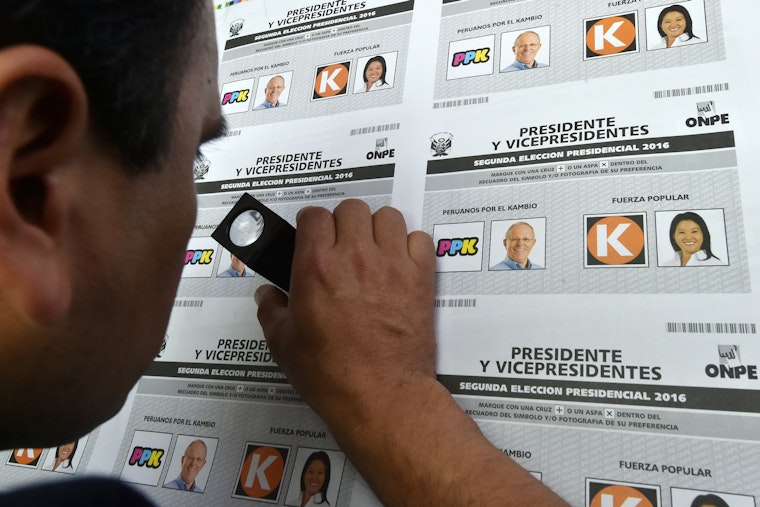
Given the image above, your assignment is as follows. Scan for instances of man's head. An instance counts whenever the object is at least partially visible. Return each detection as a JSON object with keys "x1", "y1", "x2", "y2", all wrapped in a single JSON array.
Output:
[
  {"x1": 512, "y1": 31, "x2": 542, "y2": 66},
  {"x1": 0, "y1": 1, "x2": 225, "y2": 448},
  {"x1": 231, "y1": 253, "x2": 247, "y2": 275},
  {"x1": 504, "y1": 222, "x2": 537, "y2": 268},
  {"x1": 180, "y1": 440, "x2": 208, "y2": 487},
  {"x1": 0, "y1": 2, "x2": 216, "y2": 173},
  {"x1": 264, "y1": 75, "x2": 285, "y2": 106}
]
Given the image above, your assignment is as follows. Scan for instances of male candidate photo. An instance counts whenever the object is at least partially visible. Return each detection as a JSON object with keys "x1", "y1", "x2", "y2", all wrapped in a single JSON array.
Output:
[
  {"x1": 501, "y1": 30, "x2": 548, "y2": 72},
  {"x1": 254, "y1": 74, "x2": 287, "y2": 110},
  {"x1": 217, "y1": 252, "x2": 254, "y2": 277},
  {"x1": 0, "y1": 3, "x2": 568, "y2": 505},
  {"x1": 163, "y1": 439, "x2": 208, "y2": 493},
  {"x1": 490, "y1": 221, "x2": 544, "y2": 270}
]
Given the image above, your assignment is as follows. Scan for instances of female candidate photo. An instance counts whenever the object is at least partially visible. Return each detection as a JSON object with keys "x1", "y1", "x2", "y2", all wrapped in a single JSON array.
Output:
[
  {"x1": 650, "y1": 3, "x2": 704, "y2": 49},
  {"x1": 690, "y1": 493, "x2": 730, "y2": 507},
  {"x1": 42, "y1": 440, "x2": 78, "y2": 473},
  {"x1": 287, "y1": 451, "x2": 332, "y2": 506},
  {"x1": 662, "y1": 211, "x2": 725, "y2": 266},
  {"x1": 354, "y1": 54, "x2": 394, "y2": 93}
]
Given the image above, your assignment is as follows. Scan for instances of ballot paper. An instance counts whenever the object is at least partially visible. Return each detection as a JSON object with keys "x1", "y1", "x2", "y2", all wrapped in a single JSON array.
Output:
[{"x1": 4, "y1": 2, "x2": 757, "y2": 506}]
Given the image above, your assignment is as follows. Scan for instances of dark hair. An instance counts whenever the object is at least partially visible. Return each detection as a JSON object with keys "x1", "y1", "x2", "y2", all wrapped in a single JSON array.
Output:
[
  {"x1": 0, "y1": 1, "x2": 206, "y2": 173},
  {"x1": 669, "y1": 211, "x2": 718, "y2": 260},
  {"x1": 657, "y1": 4, "x2": 698, "y2": 41},
  {"x1": 362, "y1": 56, "x2": 388, "y2": 86},
  {"x1": 299, "y1": 451, "x2": 331, "y2": 504},
  {"x1": 55, "y1": 440, "x2": 78, "y2": 468},
  {"x1": 691, "y1": 494, "x2": 730, "y2": 507}
]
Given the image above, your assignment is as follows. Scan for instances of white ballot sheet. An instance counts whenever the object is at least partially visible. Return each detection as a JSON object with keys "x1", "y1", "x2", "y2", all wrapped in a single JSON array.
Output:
[{"x1": 1, "y1": 1, "x2": 759, "y2": 506}]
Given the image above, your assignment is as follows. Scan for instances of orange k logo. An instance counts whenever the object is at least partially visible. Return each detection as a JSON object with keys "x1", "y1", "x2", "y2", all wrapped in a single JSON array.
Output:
[
  {"x1": 11, "y1": 448, "x2": 43, "y2": 466},
  {"x1": 586, "y1": 214, "x2": 647, "y2": 266},
  {"x1": 585, "y1": 14, "x2": 638, "y2": 58},
  {"x1": 235, "y1": 445, "x2": 288, "y2": 500},
  {"x1": 313, "y1": 62, "x2": 350, "y2": 99},
  {"x1": 590, "y1": 484, "x2": 657, "y2": 507}
]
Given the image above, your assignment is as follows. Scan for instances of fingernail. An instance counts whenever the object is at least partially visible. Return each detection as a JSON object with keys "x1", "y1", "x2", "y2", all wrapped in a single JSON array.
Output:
[{"x1": 254, "y1": 287, "x2": 264, "y2": 305}]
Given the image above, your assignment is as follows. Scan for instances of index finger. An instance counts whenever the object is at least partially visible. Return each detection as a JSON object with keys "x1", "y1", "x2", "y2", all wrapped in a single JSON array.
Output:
[{"x1": 295, "y1": 205, "x2": 337, "y2": 249}]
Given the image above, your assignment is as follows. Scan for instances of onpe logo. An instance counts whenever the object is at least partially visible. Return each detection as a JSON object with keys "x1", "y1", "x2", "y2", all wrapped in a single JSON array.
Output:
[
  {"x1": 697, "y1": 101, "x2": 715, "y2": 117},
  {"x1": 705, "y1": 345, "x2": 759, "y2": 380},
  {"x1": 585, "y1": 214, "x2": 647, "y2": 266},
  {"x1": 234, "y1": 444, "x2": 289, "y2": 501},
  {"x1": 313, "y1": 62, "x2": 350, "y2": 99},
  {"x1": 686, "y1": 99, "x2": 730, "y2": 128},
  {"x1": 585, "y1": 13, "x2": 637, "y2": 58},
  {"x1": 588, "y1": 482, "x2": 659, "y2": 507}
]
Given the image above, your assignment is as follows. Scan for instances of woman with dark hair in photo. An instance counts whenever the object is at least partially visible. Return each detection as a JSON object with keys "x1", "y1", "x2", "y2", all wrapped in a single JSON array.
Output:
[
  {"x1": 44, "y1": 440, "x2": 78, "y2": 472},
  {"x1": 654, "y1": 4, "x2": 701, "y2": 48},
  {"x1": 690, "y1": 493, "x2": 730, "y2": 507},
  {"x1": 664, "y1": 211, "x2": 723, "y2": 266},
  {"x1": 288, "y1": 451, "x2": 331, "y2": 506},
  {"x1": 356, "y1": 55, "x2": 389, "y2": 93}
]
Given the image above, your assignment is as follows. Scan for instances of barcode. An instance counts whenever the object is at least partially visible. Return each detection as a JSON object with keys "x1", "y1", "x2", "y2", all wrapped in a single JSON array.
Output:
[
  {"x1": 654, "y1": 82, "x2": 729, "y2": 99},
  {"x1": 666, "y1": 322, "x2": 756, "y2": 334},
  {"x1": 433, "y1": 96, "x2": 489, "y2": 109},
  {"x1": 174, "y1": 300, "x2": 204, "y2": 308},
  {"x1": 350, "y1": 123, "x2": 401, "y2": 136},
  {"x1": 224, "y1": 129, "x2": 242, "y2": 137},
  {"x1": 435, "y1": 298, "x2": 477, "y2": 308}
]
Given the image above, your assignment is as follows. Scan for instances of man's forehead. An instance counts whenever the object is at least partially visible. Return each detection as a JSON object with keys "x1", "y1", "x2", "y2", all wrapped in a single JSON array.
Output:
[
  {"x1": 509, "y1": 224, "x2": 533, "y2": 232},
  {"x1": 517, "y1": 33, "x2": 539, "y2": 44},
  {"x1": 186, "y1": 441, "x2": 206, "y2": 451}
]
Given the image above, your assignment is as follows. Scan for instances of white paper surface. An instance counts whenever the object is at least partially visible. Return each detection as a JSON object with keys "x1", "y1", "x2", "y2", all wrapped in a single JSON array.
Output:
[{"x1": 3, "y1": 1, "x2": 758, "y2": 505}]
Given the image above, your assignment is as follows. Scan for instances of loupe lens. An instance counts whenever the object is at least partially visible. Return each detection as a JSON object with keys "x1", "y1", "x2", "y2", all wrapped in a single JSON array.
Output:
[{"x1": 229, "y1": 209, "x2": 265, "y2": 247}]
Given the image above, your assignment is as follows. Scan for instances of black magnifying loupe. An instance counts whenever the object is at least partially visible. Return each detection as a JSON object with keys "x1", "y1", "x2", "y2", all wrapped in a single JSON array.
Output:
[{"x1": 211, "y1": 193, "x2": 295, "y2": 291}]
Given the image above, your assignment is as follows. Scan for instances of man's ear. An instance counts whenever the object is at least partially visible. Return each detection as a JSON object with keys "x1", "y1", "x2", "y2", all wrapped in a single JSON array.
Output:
[{"x1": 0, "y1": 45, "x2": 89, "y2": 326}]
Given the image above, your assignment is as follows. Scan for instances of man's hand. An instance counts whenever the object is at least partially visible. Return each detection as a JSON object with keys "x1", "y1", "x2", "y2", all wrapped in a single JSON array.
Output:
[
  {"x1": 255, "y1": 199, "x2": 569, "y2": 506},
  {"x1": 255, "y1": 199, "x2": 436, "y2": 427}
]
